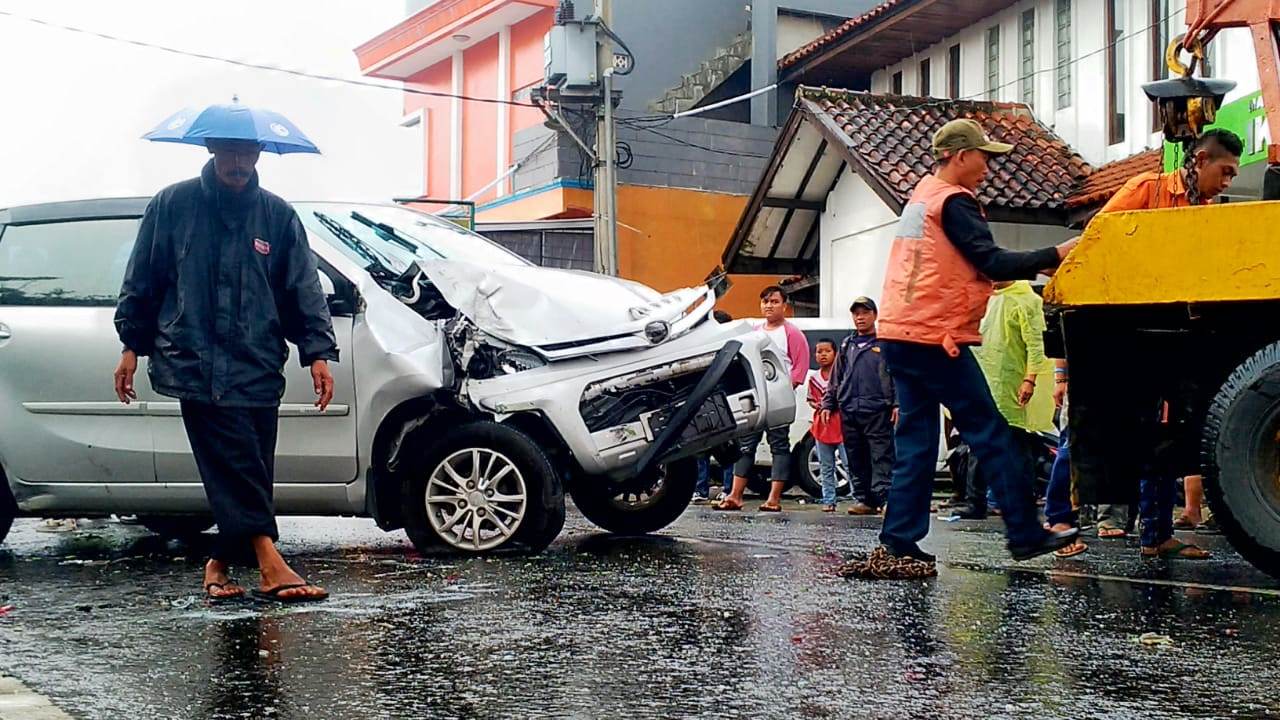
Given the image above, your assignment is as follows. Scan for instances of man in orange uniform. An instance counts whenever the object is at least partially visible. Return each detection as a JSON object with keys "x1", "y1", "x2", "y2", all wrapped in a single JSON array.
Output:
[
  {"x1": 873, "y1": 120, "x2": 1080, "y2": 572},
  {"x1": 1073, "y1": 128, "x2": 1242, "y2": 558}
]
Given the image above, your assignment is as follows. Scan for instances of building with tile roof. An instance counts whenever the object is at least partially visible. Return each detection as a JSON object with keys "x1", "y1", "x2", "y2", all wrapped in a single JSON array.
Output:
[{"x1": 725, "y1": 87, "x2": 1086, "y2": 315}]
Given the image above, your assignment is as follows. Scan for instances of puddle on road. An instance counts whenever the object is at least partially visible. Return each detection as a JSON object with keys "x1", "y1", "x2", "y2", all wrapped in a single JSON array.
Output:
[{"x1": 4, "y1": 521, "x2": 1280, "y2": 719}]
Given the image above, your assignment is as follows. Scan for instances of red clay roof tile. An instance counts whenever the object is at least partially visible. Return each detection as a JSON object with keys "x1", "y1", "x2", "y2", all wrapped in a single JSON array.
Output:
[
  {"x1": 779, "y1": 1, "x2": 904, "y2": 71},
  {"x1": 799, "y1": 88, "x2": 1092, "y2": 211},
  {"x1": 1065, "y1": 147, "x2": 1164, "y2": 208}
]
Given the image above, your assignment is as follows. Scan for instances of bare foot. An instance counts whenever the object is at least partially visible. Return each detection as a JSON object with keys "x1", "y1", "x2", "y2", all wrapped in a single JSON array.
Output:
[{"x1": 203, "y1": 559, "x2": 245, "y2": 600}]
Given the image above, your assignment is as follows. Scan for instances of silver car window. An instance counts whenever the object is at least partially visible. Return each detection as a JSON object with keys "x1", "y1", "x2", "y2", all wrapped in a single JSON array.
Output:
[{"x1": 0, "y1": 219, "x2": 139, "y2": 306}]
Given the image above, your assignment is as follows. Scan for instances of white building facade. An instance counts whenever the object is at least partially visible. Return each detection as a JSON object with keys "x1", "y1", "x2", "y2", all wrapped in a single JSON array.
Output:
[{"x1": 867, "y1": 0, "x2": 1261, "y2": 166}]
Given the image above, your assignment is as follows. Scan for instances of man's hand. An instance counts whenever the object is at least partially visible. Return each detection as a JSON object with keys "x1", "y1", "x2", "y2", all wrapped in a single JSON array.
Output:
[
  {"x1": 891, "y1": 407, "x2": 900, "y2": 425},
  {"x1": 311, "y1": 360, "x2": 334, "y2": 412},
  {"x1": 1017, "y1": 378, "x2": 1035, "y2": 407},
  {"x1": 114, "y1": 350, "x2": 138, "y2": 404},
  {"x1": 818, "y1": 409, "x2": 832, "y2": 425},
  {"x1": 1053, "y1": 380, "x2": 1068, "y2": 409},
  {"x1": 1056, "y1": 236, "x2": 1079, "y2": 260}
]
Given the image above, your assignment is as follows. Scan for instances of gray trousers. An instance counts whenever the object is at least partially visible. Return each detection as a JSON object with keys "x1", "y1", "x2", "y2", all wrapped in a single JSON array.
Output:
[{"x1": 733, "y1": 426, "x2": 792, "y2": 482}]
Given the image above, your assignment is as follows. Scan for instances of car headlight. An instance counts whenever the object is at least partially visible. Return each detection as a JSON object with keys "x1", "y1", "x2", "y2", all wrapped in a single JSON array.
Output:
[
  {"x1": 497, "y1": 349, "x2": 547, "y2": 375},
  {"x1": 762, "y1": 359, "x2": 778, "y2": 382}
]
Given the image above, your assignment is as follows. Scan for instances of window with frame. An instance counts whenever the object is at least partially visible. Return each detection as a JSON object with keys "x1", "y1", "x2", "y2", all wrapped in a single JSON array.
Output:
[
  {"x1": 986, "y1": 26, "x2": 1000, "y2": 100},
  {"x1": 0, "y1": 219, "x2": 140, "y2": 306},
  {"x1": 919, "y1": 58, "x2": 931, "y2": 97},
  {"x1": 1151, "y1": 0, "x2": 1170, "y2": 131},
  {"x1": 1106, "y1": 0, "x2": 1126, "y2": 144},
  {"x1": 1020, "y1": 9, "x2": 1036, "y2": 107},
  {"x1": 1055, "y1": 0, "x2": 1072, "y2": 109},
  {"x1": 949, "y1": 44, "x2": 961, "y2": 98},
  {"x1": 891, "y1": 70, "x2": 903, "y2": 95}
]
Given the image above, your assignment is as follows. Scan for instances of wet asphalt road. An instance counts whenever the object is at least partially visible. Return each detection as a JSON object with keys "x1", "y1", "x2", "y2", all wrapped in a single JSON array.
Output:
[{"x1": 2, "y1": 504, "x2": 1280, "y2": 720}]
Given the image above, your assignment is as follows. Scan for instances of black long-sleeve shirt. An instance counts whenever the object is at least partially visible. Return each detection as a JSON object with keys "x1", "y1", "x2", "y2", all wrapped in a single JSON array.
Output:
[{"x1": 941, "y1": 195, "x2": 1060, "y2": 280}]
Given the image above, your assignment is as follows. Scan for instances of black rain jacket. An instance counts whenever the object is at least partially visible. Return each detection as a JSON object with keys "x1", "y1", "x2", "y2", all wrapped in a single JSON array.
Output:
[{"x1": 114, "y1": 160, "x2": 338, "y2": 407}]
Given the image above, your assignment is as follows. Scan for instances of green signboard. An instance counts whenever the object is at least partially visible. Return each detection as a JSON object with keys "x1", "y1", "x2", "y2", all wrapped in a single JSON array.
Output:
[{"x1": 1163, "y1": 91, "x2": 1271, "y2": 170}]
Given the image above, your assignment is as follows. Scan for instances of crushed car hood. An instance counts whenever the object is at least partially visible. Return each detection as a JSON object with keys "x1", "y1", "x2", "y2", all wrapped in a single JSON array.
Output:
[{"x1": 419, "y1": 259, "x2": 713, "y2": 356}]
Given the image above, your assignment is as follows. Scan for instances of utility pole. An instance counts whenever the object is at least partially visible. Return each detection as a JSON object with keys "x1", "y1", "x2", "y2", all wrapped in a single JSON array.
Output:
[{"x1": 592, "y1": 0, "x2": 618, "y2": 277}]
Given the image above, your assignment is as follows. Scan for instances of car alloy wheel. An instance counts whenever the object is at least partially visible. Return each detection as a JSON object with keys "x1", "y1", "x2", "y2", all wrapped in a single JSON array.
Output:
[{"x1": 425, "y1": 448, "x2": 527, "y2": 552}]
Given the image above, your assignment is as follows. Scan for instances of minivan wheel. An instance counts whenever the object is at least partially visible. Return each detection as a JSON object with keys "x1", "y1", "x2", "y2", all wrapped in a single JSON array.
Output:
[
  {"x1": 568, "y1": 459, "x2": 697, "y2": 535},
  {"x1": 138, "y1": 516, "x2": 214, "y2": 541},
  {"x1": 403, "y1": 421, "x2": 564, "y2": 555}
]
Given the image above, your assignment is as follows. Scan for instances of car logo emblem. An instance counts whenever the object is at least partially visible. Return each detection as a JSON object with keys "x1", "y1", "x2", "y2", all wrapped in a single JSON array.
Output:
[{"x1": 644, "y1": 321, "x2": 670, "y2": 344}]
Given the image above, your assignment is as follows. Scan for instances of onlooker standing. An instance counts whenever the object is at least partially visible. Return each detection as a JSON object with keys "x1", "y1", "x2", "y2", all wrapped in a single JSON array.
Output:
[
  {"x1": 953, "y1": 280, "x2": 1054, "y2": 519},
  {"x1": 695, "y1": 310, "x2": 738, "y2": 503},
  {"x1": 807, "y1": 338, "x2": 847, "y2": 512},
  {"x1": 716, "y1": 287, "x2": 809, "y2": 512},
  {"x1": 820, "y1": 298, "x2": 896, "y2": 516}
]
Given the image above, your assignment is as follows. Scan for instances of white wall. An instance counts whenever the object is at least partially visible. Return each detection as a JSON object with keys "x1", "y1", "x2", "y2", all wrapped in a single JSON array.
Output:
[
  {"x1": 819, "y1": 167, "x2": 1074, "y2": 316},
  {"x1": 866, "y1": 0, "x2": 1261, "y2": 167},
  {"x1": 820, "y1": 167, "x2": 900, "y2": 316}
]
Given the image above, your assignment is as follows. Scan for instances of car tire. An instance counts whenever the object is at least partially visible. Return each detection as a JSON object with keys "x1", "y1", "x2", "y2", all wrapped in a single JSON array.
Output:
[
  {"x1": 138, "y1": 516, "x2": 214, "y2": 541},
  {"x1": 792, "y1": 435, "x2": 852, "y2": 501},
  {"x1": 403, "y1": 420, "x2": 565, "y2": 555},
  {"x1": 0, "y1": 478, "x2": 15, "y2": 547},
  {"x1": 568, "y1": 459, "x2": 697, "y2": 535},
  {"x1": 1202, "y1": 341, "x2": 1280, "y2": 579}
]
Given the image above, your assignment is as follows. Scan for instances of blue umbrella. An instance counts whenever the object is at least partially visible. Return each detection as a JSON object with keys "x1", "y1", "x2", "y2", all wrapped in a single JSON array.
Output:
[{"x1": 143, "y1": 102, "x2": 321, "y2": 154}]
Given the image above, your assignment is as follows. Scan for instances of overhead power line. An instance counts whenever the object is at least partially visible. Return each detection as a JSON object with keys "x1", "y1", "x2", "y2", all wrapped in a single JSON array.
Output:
[{"x1": 0, "y1": 8, "x2": 540, "y2": 109}]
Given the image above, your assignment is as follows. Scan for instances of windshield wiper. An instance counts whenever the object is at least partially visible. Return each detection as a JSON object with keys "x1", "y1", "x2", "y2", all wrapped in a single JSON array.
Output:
[
  {"x1": 312, "y1": 212, "x2": 398, "y2": 279},
  {"x1": 350, "y1": 211, "x2": 444, "y2": 260}
]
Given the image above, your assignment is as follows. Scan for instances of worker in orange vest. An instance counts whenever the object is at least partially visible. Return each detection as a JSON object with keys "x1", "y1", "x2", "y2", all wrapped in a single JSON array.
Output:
[{"x1": 872, "y1": 119, "x2": 1080, "y2": 574}]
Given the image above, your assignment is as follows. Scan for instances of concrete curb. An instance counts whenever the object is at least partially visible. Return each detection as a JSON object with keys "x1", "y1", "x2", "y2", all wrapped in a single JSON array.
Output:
[{"x1": 0, "y1": 675, "x2": 74, "y2": 720}]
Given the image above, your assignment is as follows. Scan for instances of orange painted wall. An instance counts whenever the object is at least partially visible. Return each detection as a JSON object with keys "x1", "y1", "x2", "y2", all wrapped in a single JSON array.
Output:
[
  {"x1": 404, "y1": 61, "x2": 453, "y2": 199},
  {"x1": 614, "y1": 185, "x2": 785, "y2": 320},
  {"x1": 509, "y1": 11, "x2": 553, "y2": 152},
  {"x1": 462, "y1": 36, "x2": 500, "y2": 203}
]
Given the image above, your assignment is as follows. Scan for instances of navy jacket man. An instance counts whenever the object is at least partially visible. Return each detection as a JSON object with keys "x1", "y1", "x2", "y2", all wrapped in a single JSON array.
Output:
[{"x1": 822, "y1": 297, "x2": 896, "y2": 514}]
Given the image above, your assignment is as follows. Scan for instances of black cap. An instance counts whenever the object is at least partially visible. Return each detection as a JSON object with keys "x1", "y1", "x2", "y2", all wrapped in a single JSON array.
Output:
[{"x1": 849, "y1": 296, "x2": 878, "y2": 313}]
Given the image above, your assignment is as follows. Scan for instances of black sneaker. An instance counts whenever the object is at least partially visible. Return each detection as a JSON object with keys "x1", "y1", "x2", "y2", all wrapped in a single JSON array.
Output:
[
  {"x1": 883, "y1": 542, "x2": 936, "y2": 564},
  {"x1": 1008, "y1": 527, "x2": 1080, "y2": 561},
  {"x1": 948, "y1": 505, "x2": 988, "y2": 520}
]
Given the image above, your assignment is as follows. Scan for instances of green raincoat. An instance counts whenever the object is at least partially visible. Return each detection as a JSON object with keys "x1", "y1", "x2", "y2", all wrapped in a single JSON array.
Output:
[{"x1": 973, "y1": 281, "x2": 1055, "y2": 433}]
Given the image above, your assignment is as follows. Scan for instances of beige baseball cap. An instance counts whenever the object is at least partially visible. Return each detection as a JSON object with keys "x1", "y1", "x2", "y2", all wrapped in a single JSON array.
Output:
[{"x1": 932, "y1": 119, "x2": 1013, "y2": 159}]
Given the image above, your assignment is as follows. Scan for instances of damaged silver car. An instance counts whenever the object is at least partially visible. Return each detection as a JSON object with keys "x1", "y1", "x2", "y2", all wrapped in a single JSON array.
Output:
[{"x1": 0, "y1": 199, "x2": 794, "y2": 554}]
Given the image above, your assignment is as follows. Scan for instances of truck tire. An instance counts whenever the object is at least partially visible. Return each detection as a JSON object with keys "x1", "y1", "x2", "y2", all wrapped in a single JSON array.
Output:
[
  {"x1": 1202, "y1": 342, "x2": 1280, "y2": 578},
  {"x1": 139, "y1": 516, "x2": 214, "y2": 541},
  {"x1": 569, "y1": 459, "x2": 697, "y2": 535},
  {"x1": 403, "y1": 421, "x2": 564, "y2": 555},
  {"x1": 792, "y1": 435, "x2": 852, "y2": 500}
]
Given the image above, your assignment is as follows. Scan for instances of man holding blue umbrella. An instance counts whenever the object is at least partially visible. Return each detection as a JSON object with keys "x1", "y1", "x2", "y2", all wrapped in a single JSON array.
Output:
[{"x1": 114, "y1": 103, "x2": 336, "y2": 603}]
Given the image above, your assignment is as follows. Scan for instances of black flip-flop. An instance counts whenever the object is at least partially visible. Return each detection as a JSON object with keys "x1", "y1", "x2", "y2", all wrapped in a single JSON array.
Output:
[
  {"x1": 204, "y1": 581, "x2": 246, "y2": 604},
  {"x1": 252, "y1": 582, "x2": 330, "y2": 604}
]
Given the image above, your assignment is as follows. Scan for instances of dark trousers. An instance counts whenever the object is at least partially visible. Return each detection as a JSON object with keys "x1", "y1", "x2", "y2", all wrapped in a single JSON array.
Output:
[
  {"x1": 841, "y1": 409, "x2": 894, "y2": 507},
  {"x1": 964, "y1": 428, "x2": 1036, "y2": 512},
  {"x1": 1044, "y1": 429, "x2": 1075, "y2": 527},
  {"x1": 880, "y1": 342, "x2": 1045, "y2": 550},
  {"x1": 180, "y1": 400, "x2": 280, "y2": 566},
  {"x1": 1138, "y1": 475, "x2": 1176, "y2": 548}
]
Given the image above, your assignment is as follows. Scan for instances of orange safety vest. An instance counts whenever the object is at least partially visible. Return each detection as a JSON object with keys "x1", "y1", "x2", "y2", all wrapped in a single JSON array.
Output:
[{"x1": 878, "y1": 175, "x2": 993, "y2": 357}]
